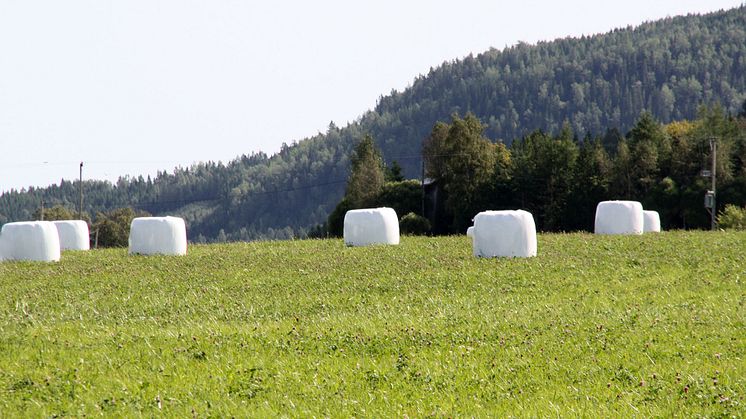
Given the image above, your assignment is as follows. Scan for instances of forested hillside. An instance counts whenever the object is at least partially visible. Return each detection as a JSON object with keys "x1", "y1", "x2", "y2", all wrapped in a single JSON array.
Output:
[{"x1": 1, "y1": 6, "x2": 745, "y2": 240}]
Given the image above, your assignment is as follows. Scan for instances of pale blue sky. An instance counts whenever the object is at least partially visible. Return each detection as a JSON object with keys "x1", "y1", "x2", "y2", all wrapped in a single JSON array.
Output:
[{"x1": 0, "y1": 0, "x2": 741, "y2": 192}]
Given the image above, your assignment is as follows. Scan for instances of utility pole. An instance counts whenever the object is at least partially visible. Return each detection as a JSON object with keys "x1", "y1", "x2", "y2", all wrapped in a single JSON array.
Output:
[
  {"x1": 703, "y1": 137, "x2": 717, "y2": 230},
  {"x1": 79, "y1": 161, "x2": 84, "y2": 220},
  {"x1": 420, "y1": 156, "x2": 425, "y2": 217},
  {"x1": 710, "y1": 138, "x2": 717, "y2": 230},
  {"x1": 40, "y1": 197, "x2": 44, "y2": 221}
]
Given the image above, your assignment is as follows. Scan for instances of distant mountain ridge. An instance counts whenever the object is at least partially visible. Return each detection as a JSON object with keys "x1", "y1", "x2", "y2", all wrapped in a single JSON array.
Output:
[{"x1": 1, "y1": 6, "x2": 745, "y2": 240}]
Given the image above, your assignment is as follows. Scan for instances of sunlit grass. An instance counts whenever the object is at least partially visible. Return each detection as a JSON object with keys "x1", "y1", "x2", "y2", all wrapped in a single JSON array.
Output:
[{"x1": 0, "y1": 231, "x2": 743, "y2": 416}]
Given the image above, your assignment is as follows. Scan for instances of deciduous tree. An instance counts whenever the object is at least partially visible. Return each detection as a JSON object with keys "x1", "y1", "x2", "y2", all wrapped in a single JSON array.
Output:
[{"x1": 346, "y1": 135, "x2": 385, "y2": 208}]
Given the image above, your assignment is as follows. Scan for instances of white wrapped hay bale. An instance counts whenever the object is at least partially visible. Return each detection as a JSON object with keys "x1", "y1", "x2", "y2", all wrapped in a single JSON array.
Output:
[
  {"x1": 0, "y1": 230, "x2": 6, "y2": 261},
  {"x1": 0, "y1": 221, "x2": 61, "y2": 262},
  {"x1": 466, "y1": 226, "x2": 477, "y2": 256},
  {"x1": 128, "y1": 216, "x2": 187, "y2": 256},
  {"x1": 472, "y1": 210, "x2": 537, "y2": 258},
  {"x1": 594, "y1": 200, "x2": 644, "y2": 235},
  {"x1": 344, "y1": 207, "x2": 399, "y2": 246},
  {"x1": 643, "y1": 210, "x2": 661, "y2": 233},
  {"x1": 53, "y1": 220, "x2": 90, "y2": 251}
]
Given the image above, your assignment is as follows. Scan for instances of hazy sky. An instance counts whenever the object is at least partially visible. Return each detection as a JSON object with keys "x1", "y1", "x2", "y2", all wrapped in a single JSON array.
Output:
[{"x1": 0, "y1": 0, "x2": 742, "y2": 192}]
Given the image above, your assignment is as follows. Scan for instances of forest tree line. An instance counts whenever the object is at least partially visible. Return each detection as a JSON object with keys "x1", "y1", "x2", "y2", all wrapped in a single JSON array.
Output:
[
  {"x1": 22, "y1": 104, "x2": 746, "y2": 245},
  {"x1": 331, "y1": 106, "x2": 746, "y2": 234}
]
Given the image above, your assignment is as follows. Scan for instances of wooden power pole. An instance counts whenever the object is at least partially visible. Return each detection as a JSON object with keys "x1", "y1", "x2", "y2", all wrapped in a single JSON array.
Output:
[
  {"x1": 710, "y1": 138, "x2": 717, "y2": 230},
  {"x1": 79, "y1": 161, "x2": 84, "y2": 219}
]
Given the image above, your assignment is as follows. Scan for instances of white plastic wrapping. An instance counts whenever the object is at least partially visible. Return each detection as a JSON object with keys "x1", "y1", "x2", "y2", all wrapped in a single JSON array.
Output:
[
  {"x1": 643, "y1": 210, "x2": 661, "y2": 233},
  {"x1": 472, "y1": 210, "x2": 537, "y2": 258},
  {"x1": 466, "y1": 226, "x2": 477, "y2": 256},
  {"x1": 0, "y1": 221, "x2": 61, "y2": 262},
  {"x1": 594, "y1": 201, "x2": 644, "y2": 235},
  {"x1": 343, "y1": 207, "x2": 400, "y2": 246},
  {"x1": 0, "y1": 230, "x2": 5, "y2": 261},
  {"x1": 128, "y1": 216, "x2": 187, "y2": 256},
  {"x1": 53, "y1": 220, "x2": 90, "y2": 251}
]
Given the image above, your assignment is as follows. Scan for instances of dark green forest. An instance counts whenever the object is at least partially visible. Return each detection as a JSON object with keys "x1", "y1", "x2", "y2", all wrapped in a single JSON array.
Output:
[{"x1": 1, "y1": 6, "x2": 745, "y2": 241}]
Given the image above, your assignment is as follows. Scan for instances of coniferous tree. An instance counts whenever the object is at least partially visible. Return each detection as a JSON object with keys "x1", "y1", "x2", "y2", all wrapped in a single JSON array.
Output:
[
  {"x1": 385, "y1": 161, "x2": 405, "y2": 182},
  {"x1": 567, "y1": 139, "x2": 612, "y2": 230},
  {"x1": 628, "y1": 112, "x2": 668, "y2": 200},
  {"x1": 610, "y1": 139, "x2": 634, "y2": 199},
  {"x1": 601, "y1": 127, "x2": 624, "y2": 155}
]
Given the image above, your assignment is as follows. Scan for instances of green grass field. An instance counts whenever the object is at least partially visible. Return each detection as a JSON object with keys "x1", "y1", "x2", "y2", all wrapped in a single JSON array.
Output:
[{"x1": 0, "y1": 232, "x2": 744, "y2": 416}]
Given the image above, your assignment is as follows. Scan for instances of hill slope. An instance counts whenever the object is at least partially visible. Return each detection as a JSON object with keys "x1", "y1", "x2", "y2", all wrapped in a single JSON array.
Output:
[{"x1": 1, "y1": 7, "x2": 745, "y2": 239}]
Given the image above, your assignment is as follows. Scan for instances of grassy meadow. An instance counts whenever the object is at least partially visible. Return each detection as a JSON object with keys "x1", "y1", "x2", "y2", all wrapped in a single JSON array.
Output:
[{"x1": 0, "y1": 231, "x2": 744, "y2": 416}]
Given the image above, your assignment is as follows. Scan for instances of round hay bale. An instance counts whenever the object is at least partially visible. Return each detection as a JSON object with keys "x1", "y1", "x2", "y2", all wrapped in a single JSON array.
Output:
[
  {"x1": 466, "y1": 226, "x2": 477, "y2": 257},
  {"x1": 0, "y1": 221, "x2": 61, "y2": 262},
  {"x1": 53, "y1": 220, "x2": 90, "y2": 251},
  {"x1": 594, "y1": 200, "x2": 644, "y2": 235},
  {"x1": 343, "y1": 207, "x2": 399, "y2": 247},
  {"x1": 643, "y1": 210, "x2": 661, "y2": 233},
  {"x1": 472, "y1": 210, "x2": 537, "y2": 258},
  {"x1": 128, "y1": 216, "x2": 187, "y2": 256},
  {"x1": 466, "y1": 226, "x2": 474, "y2": 238}
]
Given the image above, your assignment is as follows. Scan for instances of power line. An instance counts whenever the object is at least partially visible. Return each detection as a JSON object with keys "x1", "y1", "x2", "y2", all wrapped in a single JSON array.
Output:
[
  {"x1": 131, "y1": 178, "x2": 349, "y2": 209},
  {"x1": 115, "y1": 152, "x2": 477, "y2": 210},
  {"x1": 124, "y1": 153, "x2": 476, "y2": 210},
  {"x1": 2, "y1": 151, "x2": 486, "y2": 212}
]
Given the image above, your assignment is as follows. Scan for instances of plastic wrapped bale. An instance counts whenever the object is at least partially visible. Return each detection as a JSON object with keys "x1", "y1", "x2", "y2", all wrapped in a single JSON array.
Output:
[
  {"x1": 128, "y1": 216, "x2": 187, "y2": 256},
  {"x1": 0, "y1": 221, "x2": 61, "y2": 262},
  {"x1": 472, "y1": 210, "x2": 537, "y2": 258},
  {"x1": 594, "y1": 201, "x2": 644, "y2": 235},
  {"x1": 343, "y1": 208, "x2": 399, "y2": 246},
  {"x1": 466, "y1": 226, "x2": 477, "y2": 256},
  {"x1": 53, "y1": 220, "x2": 90, "y2": 250},
  {"x1": 643, "y1": 210, "x2": 661, "y2": 233},
  {"x1": 0, "y1": 230, "x2": 6, "y2": 261}
]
